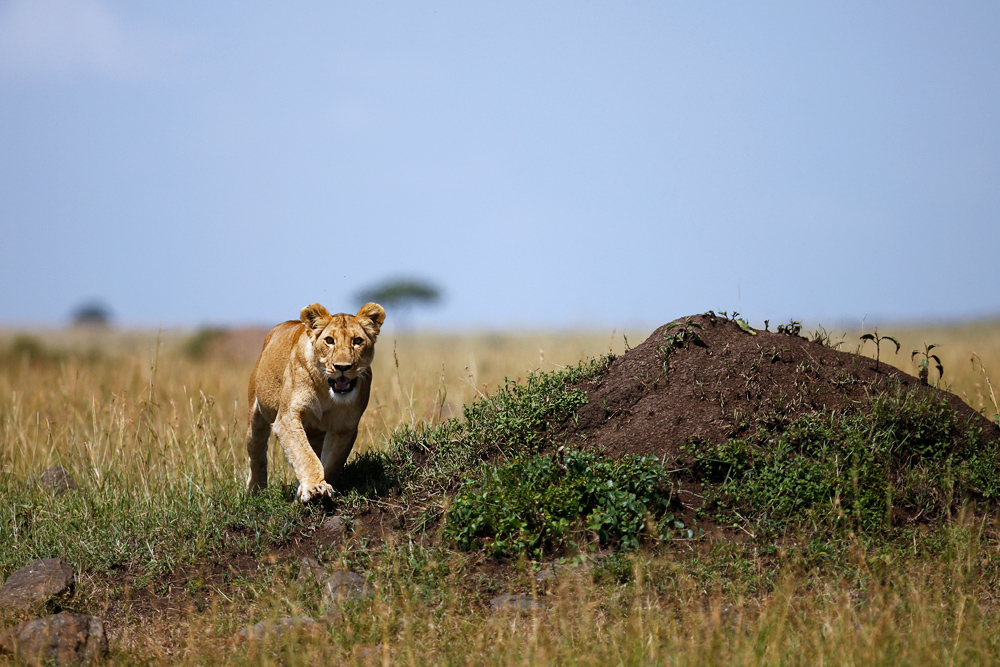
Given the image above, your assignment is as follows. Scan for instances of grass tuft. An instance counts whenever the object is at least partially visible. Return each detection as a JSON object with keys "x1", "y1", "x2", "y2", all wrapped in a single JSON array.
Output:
[{"x1": 383, "y1": 354, "x2": 612, "y2": 493}]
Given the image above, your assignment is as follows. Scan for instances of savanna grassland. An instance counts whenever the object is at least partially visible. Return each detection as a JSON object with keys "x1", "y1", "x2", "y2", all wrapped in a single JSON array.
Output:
[{"x1": 1, "y1": 317, "x2": 999, "y2": 665}]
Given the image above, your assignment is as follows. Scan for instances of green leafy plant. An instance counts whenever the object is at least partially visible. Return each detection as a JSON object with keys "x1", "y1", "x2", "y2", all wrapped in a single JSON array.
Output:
[
  {"x1": 735, "y1": 318, "x2": 756, "y2": 336},
  {"x1": 444, "y1": 449, "x2": 685, "y2": 559},
  {"x1": 912, "y1": 343, "x2": 944, "y2": 387},
  {"x1": 687, "y1": 379, "x2": 999, "y2": 536},
  {"x1": 712, "y1": 310, "x2": 756, "y2": 335},
  {"x1": 860, "y1": 327, "x2": 900, "y2": 373}
]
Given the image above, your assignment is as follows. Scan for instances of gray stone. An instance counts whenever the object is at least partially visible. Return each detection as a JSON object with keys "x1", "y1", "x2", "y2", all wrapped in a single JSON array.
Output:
[
  {"x1": 489, "y1": 594, "x2": 547, "y2": 613},
  {"x1": 0, "y1": 612, "x2": 107, "y2": 666},
  {"x1": 321, "y1": 571, "x2": 374, "y2": 607},
  {"x1": 36, "y1": 468, "x2": 76, "y2": 495},
  {"x1": 319, "y1": 515, "x2": 348, "y2": 538},
  {"x1": 232, "y1": 616, "x2": 317, "y2": 643},
  {"x1": 0, "y1": 559, "x2": 75, "y2": 614},
  {"x1": 295, "y1": 558, "x2": 373, "y2": 609},
  {"x1": 298, "y1": 556, "x2": 326, "y2": 581}
]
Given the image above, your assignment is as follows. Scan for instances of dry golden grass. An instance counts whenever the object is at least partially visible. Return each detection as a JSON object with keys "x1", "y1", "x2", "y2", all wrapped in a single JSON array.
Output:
[
  {"x1": 843, "y1": 320, "x2": 1000, "y2": 420},
  {"x1": 0, "y1": 326, "x2": 635, "y2": 483},
  {"x1": 357, "y1": 329, "x2": 637, "y2": 455},
  {"x1": 2, "y1": 318, "x2": 997, "y2": 485}
]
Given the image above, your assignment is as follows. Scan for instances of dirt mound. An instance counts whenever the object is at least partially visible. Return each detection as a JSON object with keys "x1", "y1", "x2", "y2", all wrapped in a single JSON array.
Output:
[{"x1": 561, "y1": 313, "x2": 999, "y2": 466}]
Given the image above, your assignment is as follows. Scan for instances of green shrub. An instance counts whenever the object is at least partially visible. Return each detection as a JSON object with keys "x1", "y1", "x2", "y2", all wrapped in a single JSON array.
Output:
[
  {"x1": 183, "y1": 327, "x2": 227, "y2": 359},
  {"x1": 0, "y1": 336, "x2": 63, "y2": 365},
  {"x1": 444, "y1": 449, "x2": 685, "y2": 559},
  {"x1": 688, "y1": 380, "x2": 1000, "y2": 535}
]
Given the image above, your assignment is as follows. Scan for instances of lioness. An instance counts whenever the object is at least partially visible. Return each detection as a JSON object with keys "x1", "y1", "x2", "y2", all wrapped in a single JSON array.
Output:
[{"x1": 246, "y1": 302, "x2": 385, "y2": 502}]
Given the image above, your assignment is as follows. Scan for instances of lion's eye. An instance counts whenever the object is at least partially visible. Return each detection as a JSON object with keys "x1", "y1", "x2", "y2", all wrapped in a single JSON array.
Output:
[
  {"x1": 353, "y1": 337, "x2": 364, "y2": 346},
  {"x1": 324, "y1": 336, "x2": 334, "y2": 345}
]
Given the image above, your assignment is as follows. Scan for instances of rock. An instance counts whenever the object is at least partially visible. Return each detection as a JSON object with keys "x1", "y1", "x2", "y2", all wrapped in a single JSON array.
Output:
[
  {"x1": 298, "y1": 557, "x2": 326, "y2": 581},
  {"x1": 319, "y1": 515, "x2": 349, "y2": 538},
  {"x1": 489, "y1": 594, "x2": 547, "y2": 613},
  {"x1": 321, "y1": 571, "x2": 374, "y2": 607},
  {"x1": 35, "y1": 468, "x2": 76, "y2": 495},
  {"x1": 295, "y1": 558, "x2": 373, "y2": 609},
  {"x1": 0, "y1": 559, "x2": 75, "y2": 614},
  {"x1": 232, "y1": 616, "x2": 317, "y2": 643},
  {"x1": 0, "y1": 612, "x2": 107, "y2": 666}
]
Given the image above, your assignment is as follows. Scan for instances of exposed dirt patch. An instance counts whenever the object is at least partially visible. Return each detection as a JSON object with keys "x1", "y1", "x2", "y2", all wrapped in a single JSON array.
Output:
[{"x1": 558, "y1": 313, "x2": 999, "y2": 465}]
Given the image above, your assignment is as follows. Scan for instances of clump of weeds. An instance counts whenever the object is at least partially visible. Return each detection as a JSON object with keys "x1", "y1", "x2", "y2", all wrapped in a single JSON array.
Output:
[{"x1": 777, "y1": 319, "x2": 803, "y2": 336}]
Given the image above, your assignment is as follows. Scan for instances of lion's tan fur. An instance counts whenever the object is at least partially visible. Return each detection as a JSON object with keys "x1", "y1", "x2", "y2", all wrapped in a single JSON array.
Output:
[{"x1": 245, "y1": 302, "x2": 385, "y2": 502}]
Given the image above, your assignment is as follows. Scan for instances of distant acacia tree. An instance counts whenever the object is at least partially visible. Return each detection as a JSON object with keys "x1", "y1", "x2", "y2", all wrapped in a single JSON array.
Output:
[
  {"x1": 71, "y1": 300, "x2": 113, "y2": 327},
  {"x1": 355, "y1": 278, "x2": 442, "y2": 329}
]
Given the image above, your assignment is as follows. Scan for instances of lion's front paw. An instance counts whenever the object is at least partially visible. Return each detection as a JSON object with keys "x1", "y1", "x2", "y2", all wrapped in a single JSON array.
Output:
[{"x1": 296, "y1": 480, "x2": 334, "y2": 503}]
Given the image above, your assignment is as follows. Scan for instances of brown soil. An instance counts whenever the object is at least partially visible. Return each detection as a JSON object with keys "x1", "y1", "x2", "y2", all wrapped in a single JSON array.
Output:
[{"x1": 557, "y1": 313, "x2": 999, "y2": 466}]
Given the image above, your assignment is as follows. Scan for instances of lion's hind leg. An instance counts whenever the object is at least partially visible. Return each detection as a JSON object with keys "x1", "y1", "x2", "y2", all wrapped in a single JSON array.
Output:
[{"x1": 246, "y1": 399, "x2": 272, "y2": 492}]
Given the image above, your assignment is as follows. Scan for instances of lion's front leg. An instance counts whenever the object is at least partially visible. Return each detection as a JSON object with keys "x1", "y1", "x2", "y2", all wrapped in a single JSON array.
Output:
[
  {"x1": 321, "y1": 429, "x2": 359, "y2": 487},
  {"x1": 275, "y1": 415, "x2": 334, "y2": 503}
]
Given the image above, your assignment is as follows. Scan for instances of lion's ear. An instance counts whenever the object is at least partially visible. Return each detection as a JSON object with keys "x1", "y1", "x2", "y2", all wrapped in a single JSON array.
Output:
[
  {"x1": 356, "y1": 302, "x2": 385, "y2": 337},
  {"x1": 300, "y1": 303, "x2": 331, "y2": 332}
]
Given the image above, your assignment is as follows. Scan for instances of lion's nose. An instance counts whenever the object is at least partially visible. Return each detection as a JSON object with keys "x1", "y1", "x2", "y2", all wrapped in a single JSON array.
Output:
[{"x1": 334, "y1": 363, "x2": 353, "y2": 372}]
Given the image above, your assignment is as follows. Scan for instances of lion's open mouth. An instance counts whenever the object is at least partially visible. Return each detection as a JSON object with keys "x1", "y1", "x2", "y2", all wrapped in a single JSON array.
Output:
[{"x1": 328, "y1": 377, "x2": 357, "y2": 394}]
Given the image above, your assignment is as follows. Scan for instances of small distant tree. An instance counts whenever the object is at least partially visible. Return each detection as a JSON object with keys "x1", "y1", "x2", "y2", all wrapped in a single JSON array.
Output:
[
  {"x1": 71, "y1": 300, "x2": 113, "y2": 327},
  {"x1": 355, "y1": 278, "x2": 442, "y2": 329}
]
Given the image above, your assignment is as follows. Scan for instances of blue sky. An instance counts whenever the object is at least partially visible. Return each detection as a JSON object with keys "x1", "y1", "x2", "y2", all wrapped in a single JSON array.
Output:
[{"x1": 1, "y1": 1, "x2": 997, "y2": 330}]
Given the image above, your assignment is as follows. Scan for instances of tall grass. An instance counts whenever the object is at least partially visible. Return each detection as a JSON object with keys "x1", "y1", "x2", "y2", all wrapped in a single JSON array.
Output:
[
  {"x1": 0, "y1": 327, "x2": 634, "y2": 480},
  {"x1": 0, "y1": 327, "x2": 630, "y2": 579}
]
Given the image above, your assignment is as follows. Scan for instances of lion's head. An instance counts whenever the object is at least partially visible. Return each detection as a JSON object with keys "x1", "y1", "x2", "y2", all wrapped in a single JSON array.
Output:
[{"x1": 300, "y1": 302, "x2": 385, "y2": 396}]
